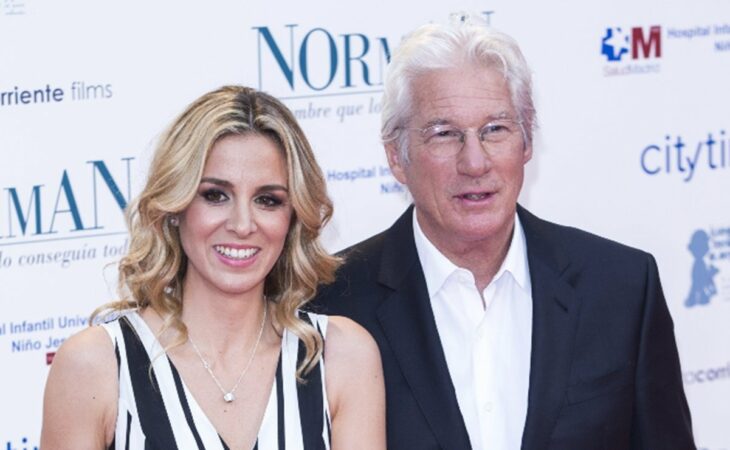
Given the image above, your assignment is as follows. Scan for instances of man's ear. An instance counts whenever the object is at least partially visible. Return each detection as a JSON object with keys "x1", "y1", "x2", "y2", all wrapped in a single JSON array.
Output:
[
  {"x1": 522, "y1": 142, "x2": 533, "y2": 164},
  {"x1": 385, "y1": 141, "x2": 407, "y2": 184}
]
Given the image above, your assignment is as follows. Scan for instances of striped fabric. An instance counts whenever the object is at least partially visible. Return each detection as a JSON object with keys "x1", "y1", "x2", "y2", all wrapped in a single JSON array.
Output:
[{"x1": 100, "y1": 311, "x2": 332, "y2": 450}]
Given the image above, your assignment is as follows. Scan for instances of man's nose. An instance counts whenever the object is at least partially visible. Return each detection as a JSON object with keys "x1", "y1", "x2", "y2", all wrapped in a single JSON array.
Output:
[{"x1": 456, "y1": 131, "x2": 492, "y2": 176}]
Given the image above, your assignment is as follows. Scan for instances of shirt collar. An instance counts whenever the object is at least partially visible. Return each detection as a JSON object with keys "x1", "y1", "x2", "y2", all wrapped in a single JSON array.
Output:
[{"x1": 412, "y1": 208, "x2": 531, "y2": 297}]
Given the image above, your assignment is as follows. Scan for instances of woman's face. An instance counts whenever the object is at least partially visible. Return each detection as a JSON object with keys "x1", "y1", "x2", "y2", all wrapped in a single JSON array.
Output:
[{"x1": 178, "y1": 133, "x2": 292, "y2": 298}]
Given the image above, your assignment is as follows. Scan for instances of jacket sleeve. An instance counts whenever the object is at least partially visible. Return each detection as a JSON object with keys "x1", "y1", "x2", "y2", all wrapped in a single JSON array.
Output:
[{"x1": 631, "y1": 254, "x2": 696, "y2": 449}]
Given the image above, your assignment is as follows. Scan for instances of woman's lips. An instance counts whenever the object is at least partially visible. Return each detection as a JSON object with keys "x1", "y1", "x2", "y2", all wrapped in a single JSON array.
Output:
[{"x1": 213, "y1": 245, "x2": 261, "y2": 267}]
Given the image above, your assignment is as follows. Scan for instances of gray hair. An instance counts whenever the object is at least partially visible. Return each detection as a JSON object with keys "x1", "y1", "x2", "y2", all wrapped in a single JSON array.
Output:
[{"x1": 381, "y1": 13, "x2": 536, "y2": 163}]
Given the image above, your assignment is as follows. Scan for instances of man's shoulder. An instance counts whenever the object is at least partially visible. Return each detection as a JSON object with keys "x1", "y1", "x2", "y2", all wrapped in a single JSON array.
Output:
[
  {"x1": 324, "y1": 228, "x2": 392, "y2": 295},
  {"x1": 521, "y1": 207, "x2": 652, "y2": 267},
  {"x1": 334, "y1": 206, "x2": 414, "y2": 277},
  {"x1": 337, "y1": 229, "x2": 388, "y2": 269},
  {"x1": 311, "y1": 223, "x2": 402, "y2": 315}
]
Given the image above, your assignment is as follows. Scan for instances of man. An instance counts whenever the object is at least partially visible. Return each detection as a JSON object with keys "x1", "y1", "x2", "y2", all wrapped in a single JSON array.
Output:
[{"x1": 314, "y1": 15, "x2": 695, "y2": 450}]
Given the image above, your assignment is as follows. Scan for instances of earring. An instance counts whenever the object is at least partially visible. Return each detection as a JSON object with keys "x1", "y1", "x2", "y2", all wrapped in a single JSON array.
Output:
[{"x1": 168, "y1": 215, "x2": 179, "y2": 227}]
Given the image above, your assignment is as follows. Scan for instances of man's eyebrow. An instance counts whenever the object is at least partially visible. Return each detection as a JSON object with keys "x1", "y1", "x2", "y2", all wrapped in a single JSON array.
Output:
[
  {"x1": 491, "y1": 111, "x2": 514, "y2": 120},
  {"x1": 421, "y1": 118, "x2": 451, "y2": 128},
  {"x1": 420, "y1": 111, "x2": 515, "y2": 129}
]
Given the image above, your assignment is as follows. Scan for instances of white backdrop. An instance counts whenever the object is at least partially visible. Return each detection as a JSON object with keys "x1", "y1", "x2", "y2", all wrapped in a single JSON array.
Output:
[{"x1": 1, "y1": 1, "x2": 729, "y2": 448}]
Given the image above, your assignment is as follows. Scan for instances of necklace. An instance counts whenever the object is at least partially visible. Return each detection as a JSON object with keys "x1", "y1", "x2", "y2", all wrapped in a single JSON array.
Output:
[{"x1": 188, "y1": 301, "x2": 268, "y2": 403}]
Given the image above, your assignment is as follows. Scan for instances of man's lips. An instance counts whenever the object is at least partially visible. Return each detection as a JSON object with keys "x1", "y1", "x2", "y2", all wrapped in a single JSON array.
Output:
[{"x1": 454, "y1": 191, "x2": 495, "y2": 201}]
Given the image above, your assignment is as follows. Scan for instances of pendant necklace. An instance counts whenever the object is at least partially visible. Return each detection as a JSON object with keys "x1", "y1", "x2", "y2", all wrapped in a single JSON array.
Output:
[{"x1": 188, "y1": 301, "x2": 268, "y2": 403}]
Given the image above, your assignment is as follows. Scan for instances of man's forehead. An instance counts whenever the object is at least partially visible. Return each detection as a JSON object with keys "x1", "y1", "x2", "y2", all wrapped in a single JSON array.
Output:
[
  {"x1": 411, "y1": 64, "x2": 508, "y2": 90},
  {"x1": 412, "y1": 95, "x2": 516, "y2": 126},
  {"x1": 409, "y1": 68, "x2": 514, "y2": 122}
]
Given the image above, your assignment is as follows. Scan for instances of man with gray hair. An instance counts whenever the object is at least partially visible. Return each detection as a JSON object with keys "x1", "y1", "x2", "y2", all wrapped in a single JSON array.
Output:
[{"x1": 314, "y1": 14, "x2": 694, "y2": 449}]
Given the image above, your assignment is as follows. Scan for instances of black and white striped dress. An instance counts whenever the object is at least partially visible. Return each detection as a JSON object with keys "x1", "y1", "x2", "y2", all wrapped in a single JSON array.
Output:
[{"x1": 100, "y1": 311, "x2": 332, "y2": 450}]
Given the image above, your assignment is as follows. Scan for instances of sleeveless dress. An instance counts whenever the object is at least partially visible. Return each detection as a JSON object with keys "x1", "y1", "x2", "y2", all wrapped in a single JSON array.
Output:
[{"x1": 100, "y1": 311, "x2": 332, "y2": 450}]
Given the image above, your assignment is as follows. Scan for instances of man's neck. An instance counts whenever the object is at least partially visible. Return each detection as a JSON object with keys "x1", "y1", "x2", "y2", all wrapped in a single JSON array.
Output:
[{"x1": 415, "y1": 214, "x2": 515, "y2": 292}]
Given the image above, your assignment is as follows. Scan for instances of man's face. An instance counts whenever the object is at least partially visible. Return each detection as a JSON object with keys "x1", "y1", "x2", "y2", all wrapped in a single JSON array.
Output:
[{"x1": 386, "y1": 64, "x2": 532, "y2": 257}]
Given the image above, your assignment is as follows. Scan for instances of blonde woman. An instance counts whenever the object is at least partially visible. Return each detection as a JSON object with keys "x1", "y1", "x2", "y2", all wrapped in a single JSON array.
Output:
[{"x1": 41, "y1": 86, "x2": 385, "y2": 450}]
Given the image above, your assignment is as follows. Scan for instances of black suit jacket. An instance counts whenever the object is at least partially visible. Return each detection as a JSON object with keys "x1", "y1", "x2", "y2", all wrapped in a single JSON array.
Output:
[{"x1": 313, "y1": 205, "x2": 694, "y2": 449}]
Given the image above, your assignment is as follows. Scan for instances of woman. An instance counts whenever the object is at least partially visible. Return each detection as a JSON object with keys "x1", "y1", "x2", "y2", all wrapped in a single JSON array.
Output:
[{"x1": 41, "y1": 86, "x2": 385, "y2": 449}]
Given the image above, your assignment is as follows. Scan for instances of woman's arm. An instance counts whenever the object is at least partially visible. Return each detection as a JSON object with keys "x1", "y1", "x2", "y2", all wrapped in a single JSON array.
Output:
[
  {"x1": 40, "y1": 326, "x2": 118, "y2": 450},
  {"x1": 325, "y1": 316, "x2": 386, "y2": 450}
]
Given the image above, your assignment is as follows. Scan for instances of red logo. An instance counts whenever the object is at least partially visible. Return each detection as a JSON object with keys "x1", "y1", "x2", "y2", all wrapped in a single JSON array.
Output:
[{"x1": 632, "y1": 26, "x2": 662, "y2": 59}]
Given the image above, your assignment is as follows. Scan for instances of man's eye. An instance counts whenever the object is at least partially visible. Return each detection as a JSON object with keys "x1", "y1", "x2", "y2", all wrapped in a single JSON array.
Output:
[
  {"x1": 485, "y1": 124, "x2": 508, "y2": 133},
  {"x1": 426, "y1": 128, "x2": 461, "y2": 141},
  {"x1": 481, "y1": 123, "x2": 513, "y2": 140},
  {"x1": 201, "y1": 189, "x2": 228, "y2": 203}
]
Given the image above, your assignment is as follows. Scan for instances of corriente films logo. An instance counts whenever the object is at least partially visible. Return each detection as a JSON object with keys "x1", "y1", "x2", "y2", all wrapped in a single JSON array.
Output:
[
  {"x1": 685, "y1": 226, "x2": 730, "y2": 308},
  {"x1": 600, "y1": 25, "x2": 662, "y2": 76}
]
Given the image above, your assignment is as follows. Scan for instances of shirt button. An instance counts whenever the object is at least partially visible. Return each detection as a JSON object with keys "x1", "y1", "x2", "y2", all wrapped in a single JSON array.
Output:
[{"x1": 484, "y1": 402, "x2": 493, "y2": 412}]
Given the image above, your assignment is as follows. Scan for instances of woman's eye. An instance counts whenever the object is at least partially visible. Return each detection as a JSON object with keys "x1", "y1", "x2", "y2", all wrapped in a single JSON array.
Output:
[
  {"x1": 201, "y1": 189, "x2": 228, "y2": 204},
  {"x1": 256, "y1": 194, "x2": 284, "y2": 208}
]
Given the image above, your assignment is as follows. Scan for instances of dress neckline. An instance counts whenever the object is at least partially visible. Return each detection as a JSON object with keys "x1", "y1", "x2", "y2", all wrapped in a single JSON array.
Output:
[{"x1": 126, "y1": 310, "x2": 280, "y2": 450}]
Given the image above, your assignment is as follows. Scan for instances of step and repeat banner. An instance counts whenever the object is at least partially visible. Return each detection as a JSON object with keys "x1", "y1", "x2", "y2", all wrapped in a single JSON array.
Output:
[{"x1": 1, "y1": 0, "x2": 728, "y2": 447}]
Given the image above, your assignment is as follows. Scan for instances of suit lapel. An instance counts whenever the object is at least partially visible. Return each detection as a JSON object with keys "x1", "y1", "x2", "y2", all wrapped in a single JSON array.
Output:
[
  {"x1": 518, "y1": 206, "x2": 582, "y2": 450},
  {"x1": 375, "y1": 207, "x2": 472, "y2": 450},
  {"x1": 372, "y1": 205, "x2": 581, "y2": 449}
]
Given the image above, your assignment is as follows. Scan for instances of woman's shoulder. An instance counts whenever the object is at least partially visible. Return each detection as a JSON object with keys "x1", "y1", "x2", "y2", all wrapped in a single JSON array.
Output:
[
  {"x1": 52, "y1": 323, "x2": 118, "y2": 375},
  {"x1": 323, "y1": 315, "x2": 380, "y2": 368},
  {"x1": 289, "y1": 311, "x2": 379, "y2": 370},
  {"x1": 293, "y1": 310, "x2": 374, "y2": 349},
  {"x1": 42, "y1": 323, "x2": 119, "y2": 448},
  {"x1": 49, "y1": 308, "x2": 143, "y2": 383},
  {"x1": 321, "y1": 315, "x2": 385, "y2": 443},
  {"x1": 324, "y1": 314, "x2": 376, "y2": 343}
]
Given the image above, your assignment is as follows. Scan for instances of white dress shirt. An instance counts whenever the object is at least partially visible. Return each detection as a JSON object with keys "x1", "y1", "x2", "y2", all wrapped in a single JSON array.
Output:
[{"x1": 413, "y1": 210, "x2": 533, "y2": 450}]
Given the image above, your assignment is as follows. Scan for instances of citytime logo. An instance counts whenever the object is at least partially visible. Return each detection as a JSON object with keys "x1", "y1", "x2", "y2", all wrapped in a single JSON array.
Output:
[
  {"x1": 601, "y1": 25, "x2": 662, "y2": 76},
  {"x1": 640, "y1": 129, "x2": 729, "y2": 182},
  {"x1": 251, "y1": 24, "x2": 392, "y2": 94},
  {"x1": 0, "y1": 158, "x2": 134, "y2": 243}
]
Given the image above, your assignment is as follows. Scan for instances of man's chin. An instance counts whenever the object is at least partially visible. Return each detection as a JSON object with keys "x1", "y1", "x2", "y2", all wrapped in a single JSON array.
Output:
[{"x1": 450, "y1": 216, "x2": 513, "y2": 241}]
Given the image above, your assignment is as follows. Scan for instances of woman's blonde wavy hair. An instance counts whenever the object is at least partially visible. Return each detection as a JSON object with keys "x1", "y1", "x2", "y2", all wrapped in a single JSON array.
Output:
[{"x1": 94, "y1": 85, "x2": 340, "y2": 378}]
